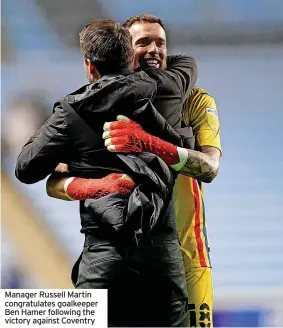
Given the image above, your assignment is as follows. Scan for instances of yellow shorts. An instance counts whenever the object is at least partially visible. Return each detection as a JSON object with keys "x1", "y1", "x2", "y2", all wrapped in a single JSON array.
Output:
[{"x1": 184, "y1": 266, "x2": 214, "y2": 327}]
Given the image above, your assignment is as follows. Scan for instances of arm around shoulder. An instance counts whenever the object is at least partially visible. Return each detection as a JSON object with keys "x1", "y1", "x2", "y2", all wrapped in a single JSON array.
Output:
[{"x1": 166, "y1": 55, "x2": 198, "y2": 96}]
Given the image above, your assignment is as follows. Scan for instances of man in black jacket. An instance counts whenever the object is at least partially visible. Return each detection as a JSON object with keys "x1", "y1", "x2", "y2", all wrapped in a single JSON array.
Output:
[{"x1": 15, "y1": 19, "x2": 197, "y2": 327}]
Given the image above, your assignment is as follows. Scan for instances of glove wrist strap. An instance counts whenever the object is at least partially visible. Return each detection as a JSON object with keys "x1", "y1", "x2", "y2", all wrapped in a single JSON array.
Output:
[{"x1": 170, "y1": 147, "x2": 188, "y2": 171}]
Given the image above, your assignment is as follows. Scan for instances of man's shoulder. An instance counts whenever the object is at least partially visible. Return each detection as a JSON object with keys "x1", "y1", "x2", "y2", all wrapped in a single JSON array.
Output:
[
  {"x1": 181, "y1": 87, "x2": 216, "y2": 126},
  {"x1": 63, "y1": 83, "x2": 98, "y2": 104},
  {"x1": 55, "y1": 73, "x2": 157, "y2": 120},
  {"x1": 50, "y1": 83, "x2": 91, "y2": 116},
  {"x1": 115, "y1": 71, "x2": 157, "y2": 101},
  {"x1": 189, "y1": 86, "x2": 213, "y2": 101},
  {"x1": 184, "y1": 87, "x2": 215, "y2": 110}
]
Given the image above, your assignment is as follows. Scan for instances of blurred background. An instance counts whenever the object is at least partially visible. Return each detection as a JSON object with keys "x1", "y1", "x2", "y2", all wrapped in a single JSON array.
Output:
[{"x1": 1, "y1": 0, "x2": 283, "y2": 326}]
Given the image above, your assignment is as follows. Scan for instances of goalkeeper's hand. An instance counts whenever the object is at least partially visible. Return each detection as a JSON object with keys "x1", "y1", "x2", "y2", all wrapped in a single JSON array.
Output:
[{"x1": 102, "y1": 115, "x2": 188, "y2": 170}]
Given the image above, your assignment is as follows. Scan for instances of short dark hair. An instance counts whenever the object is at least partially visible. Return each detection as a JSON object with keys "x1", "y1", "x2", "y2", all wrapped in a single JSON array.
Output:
[
  {"x1": 123, "y1": 14, "x2": 165, "y2": 30},
  {"x1": 79, "y1": 19, "x2": 133, "y2": 75}
]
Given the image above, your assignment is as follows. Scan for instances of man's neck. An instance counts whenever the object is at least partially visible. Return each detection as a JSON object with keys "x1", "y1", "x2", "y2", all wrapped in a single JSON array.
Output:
[{"x1": 102, "y1": 68, "x2": 133, "y2": 77}]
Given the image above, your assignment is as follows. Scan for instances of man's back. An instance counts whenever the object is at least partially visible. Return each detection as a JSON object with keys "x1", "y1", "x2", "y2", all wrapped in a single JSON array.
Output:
[
  {"x1": 65, "y1": 54, "x2": 197, "y2": 144},
  {"x1": 15, "y1": 55, "x2": 197, "y2": 238}
]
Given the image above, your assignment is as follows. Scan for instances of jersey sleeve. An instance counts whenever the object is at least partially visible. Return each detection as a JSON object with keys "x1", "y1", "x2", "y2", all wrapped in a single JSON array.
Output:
[{"x1": 183, "y1": 93, "x2": 222, "y2": 151}]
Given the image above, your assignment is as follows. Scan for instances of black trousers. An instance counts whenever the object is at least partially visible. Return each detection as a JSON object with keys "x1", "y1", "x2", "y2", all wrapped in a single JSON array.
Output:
[
  {"x1": 73, "y1": 236, "x2": 188, "y2": 327},
  {"x1": 71, "y1": 201, "x2": 188, "y2": 327}
]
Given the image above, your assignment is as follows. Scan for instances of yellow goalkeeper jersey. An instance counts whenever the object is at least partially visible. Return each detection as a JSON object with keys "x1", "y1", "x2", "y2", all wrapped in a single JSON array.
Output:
[{"x1": 174, "y1": 87, "x2": 222, "y2": 268}]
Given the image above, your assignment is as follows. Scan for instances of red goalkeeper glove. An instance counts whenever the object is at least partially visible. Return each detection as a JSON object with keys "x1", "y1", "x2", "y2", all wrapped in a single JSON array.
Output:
[
  {"x1": 64, "y1": 173, "x2": 135, "y2": 200},
  {"x1": 102, "y1": 115, "x2": 188, "y2": 169}
]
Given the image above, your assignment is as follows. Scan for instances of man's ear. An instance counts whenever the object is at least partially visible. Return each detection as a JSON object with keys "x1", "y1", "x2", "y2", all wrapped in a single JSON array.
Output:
[
  {"x1": 89, "y1": 62, "x2": 101, "y2": 80},
  {"x1": 84, "y1": 58, "x2": 91, "y2": 71}
]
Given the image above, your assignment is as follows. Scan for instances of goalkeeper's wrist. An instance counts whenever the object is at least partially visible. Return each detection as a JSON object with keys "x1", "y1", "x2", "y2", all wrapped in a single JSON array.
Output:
[
  {"x1": 170, "y1": 147, "x2": 188, "y2": 171},
  {"x1": 148, "y1": 135, "x2": 180, "y2": 165},
  {"x1": 64, "y1": 177, "x2": 75, "y2": 200}
]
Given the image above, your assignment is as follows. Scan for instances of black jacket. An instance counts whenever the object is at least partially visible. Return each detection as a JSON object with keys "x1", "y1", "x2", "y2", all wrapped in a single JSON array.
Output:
[{"x1": 15, "y1": 55, "x2": 197, "y2": 242}]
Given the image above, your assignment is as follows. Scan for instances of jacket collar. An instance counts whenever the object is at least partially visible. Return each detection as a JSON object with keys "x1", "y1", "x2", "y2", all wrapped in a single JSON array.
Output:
[{"x1": 101, "y1": 68, "x2": 133, "y2": 79}]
